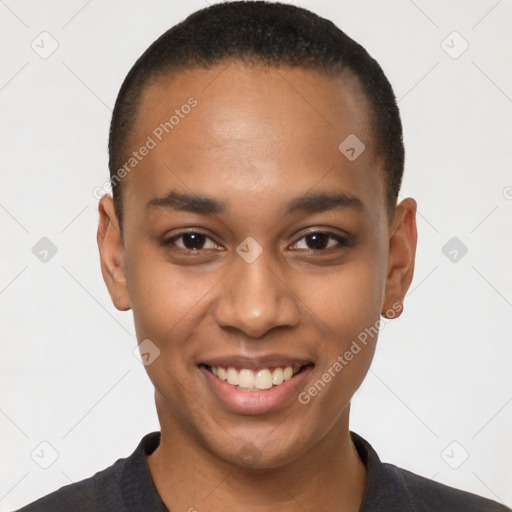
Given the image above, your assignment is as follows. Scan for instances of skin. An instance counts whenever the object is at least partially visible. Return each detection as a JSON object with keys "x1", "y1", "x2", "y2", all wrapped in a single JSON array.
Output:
[{"x1": 97, "y1": 62, "x2": 417, "y2": 511}]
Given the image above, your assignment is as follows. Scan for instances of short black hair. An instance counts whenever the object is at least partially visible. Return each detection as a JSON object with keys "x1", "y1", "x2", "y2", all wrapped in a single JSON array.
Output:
[{"x1": 108, "y1": 1, "x2": 404, "y2": 224}]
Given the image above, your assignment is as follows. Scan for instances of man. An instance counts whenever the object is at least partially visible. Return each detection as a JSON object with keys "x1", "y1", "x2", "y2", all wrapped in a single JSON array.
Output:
[{"x1": 18, "y1": 2, "x2": 510, "y2": 511}]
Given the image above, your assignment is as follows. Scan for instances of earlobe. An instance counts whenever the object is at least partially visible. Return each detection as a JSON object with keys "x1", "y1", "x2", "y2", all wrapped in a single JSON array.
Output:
[
  {"x1": 97, "y1": 195, "x2": 131, "y2": 311},
  {"x1": 382, "y1": 198, "x2": 418, "y2": 319}
]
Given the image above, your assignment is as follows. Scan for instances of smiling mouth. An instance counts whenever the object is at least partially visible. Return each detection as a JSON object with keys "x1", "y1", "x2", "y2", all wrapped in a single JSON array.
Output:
[{"x1": 200, "y1": 363, "x2": 313, "y2": 392}]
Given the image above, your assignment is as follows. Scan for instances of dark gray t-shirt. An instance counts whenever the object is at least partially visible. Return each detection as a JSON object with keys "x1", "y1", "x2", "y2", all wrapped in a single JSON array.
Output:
[{"x1": 17, "y1": 431, "x2": 509, "y2": 511}]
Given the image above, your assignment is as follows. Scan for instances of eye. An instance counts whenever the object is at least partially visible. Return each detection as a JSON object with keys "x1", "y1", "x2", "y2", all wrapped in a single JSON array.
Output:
[
  {"x1": 290, "y1": 231, "x2": 349, "y2": 251},
  {"x1": 162, "y1": 231, "x2": 221, "y2": 251}
]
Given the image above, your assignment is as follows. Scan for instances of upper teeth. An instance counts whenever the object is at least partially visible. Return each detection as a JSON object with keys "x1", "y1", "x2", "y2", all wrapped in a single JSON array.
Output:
[{"x1": 211, "y1": 366, "x2": 297, "y2": 390}]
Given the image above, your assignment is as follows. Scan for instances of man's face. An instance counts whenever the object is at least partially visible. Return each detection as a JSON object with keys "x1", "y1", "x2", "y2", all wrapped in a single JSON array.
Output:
[{"x1": 100, "y1": 63, "x2": 414, "y2": 468}]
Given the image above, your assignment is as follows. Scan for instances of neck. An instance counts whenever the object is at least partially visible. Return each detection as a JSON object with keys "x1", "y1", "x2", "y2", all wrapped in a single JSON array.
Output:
[{"x1": 147, "y1": 398, "x2": 366, "y2": 512}]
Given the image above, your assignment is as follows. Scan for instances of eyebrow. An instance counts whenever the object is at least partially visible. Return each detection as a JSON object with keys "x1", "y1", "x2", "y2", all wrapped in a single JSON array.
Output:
[
  {"x1": 286, "y1": 192, "x2": 363, "y2": 214},
  {"x1": 146, "y1": 189, "x2": 363, "y2": 215},
  {"x1": 146, "y1": 190, "x2": 225, "y2": 214}
]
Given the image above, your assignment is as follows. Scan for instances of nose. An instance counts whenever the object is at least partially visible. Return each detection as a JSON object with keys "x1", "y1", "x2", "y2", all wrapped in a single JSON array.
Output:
[{"x1": 214, "y1": 254, "x2": 301, "y2": 338}]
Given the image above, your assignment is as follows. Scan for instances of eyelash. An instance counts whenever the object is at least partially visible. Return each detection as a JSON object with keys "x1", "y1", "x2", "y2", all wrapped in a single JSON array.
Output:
[
  {"x1": 289, "y1": 232, "x2": 350, "y2": 251},
  {"x1": 161, "y1": 230, "x2": 351, "y2": 253}
]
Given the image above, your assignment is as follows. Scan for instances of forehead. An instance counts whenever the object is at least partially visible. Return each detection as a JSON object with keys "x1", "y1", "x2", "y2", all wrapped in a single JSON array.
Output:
[
  {"x1": 134, "y1": 62, "x2": 371, "y2": 148},
  {"x1": 122, "y1": 62, "x2": 385, "y2": 224}
]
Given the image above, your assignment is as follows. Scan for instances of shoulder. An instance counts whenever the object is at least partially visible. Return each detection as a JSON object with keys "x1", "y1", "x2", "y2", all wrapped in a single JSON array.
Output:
[
  {"x1": 16, "y1": 458, "x2": 124, "y2": 512},
  {"x1": 384, "y1": 463, "x2": 510, "y2": 512},
  {"x1": 350, "y1": 432, "x2": 510, "y2": 512},
  {"x1": 15, "y1": 432, "x2": 162, "y2": 512}
]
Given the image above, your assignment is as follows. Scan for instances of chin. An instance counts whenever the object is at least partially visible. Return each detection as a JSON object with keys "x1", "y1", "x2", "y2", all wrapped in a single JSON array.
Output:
[{"x1": 207, "y1": 425, "x2": 314, "y2": 470}]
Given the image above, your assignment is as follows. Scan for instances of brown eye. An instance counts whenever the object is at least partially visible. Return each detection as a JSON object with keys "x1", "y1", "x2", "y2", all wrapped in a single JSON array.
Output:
[
  {"x1": 305, "y1": 233, "x2": 330, "y2": 250},
  {"x1": 161, "y1": 231, "x2": 221, "y2": 252},
  {"x1": 180, "y1": 233, "x2": 207, "y2": 250},
  {"x1": 291, "y1": 231, "x2": 348, "y2": 251}
]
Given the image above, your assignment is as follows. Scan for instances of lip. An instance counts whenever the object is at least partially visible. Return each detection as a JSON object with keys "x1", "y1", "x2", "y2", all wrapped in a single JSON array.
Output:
[{"x1": 198, "y1": 363, "x2": 314, "y2": 415}]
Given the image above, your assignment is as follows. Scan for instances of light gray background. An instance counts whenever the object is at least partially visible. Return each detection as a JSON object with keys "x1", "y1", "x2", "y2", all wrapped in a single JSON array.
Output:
[{"x1": 1, "y1": 0, "x2": 511, "y2": 510}]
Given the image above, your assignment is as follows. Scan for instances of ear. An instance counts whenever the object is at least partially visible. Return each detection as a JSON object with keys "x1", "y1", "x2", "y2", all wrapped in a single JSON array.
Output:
[
  {"x1": 382, "y1": 198, "x2": 417, "y2": 319},
  {"x1": 97, "y1": 195, "x2": 131, "y2": 311}
]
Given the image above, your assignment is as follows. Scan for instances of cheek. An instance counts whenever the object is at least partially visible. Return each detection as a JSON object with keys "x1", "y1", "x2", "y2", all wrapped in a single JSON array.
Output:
[
  {"x1": 124, "y1": 248, "x2": 216, "y2": 416},
  {"x1": 307, "y1": 256, "x2": 385, "y2": 341},
  {"x1": 124, "y1": 243, "x2": 215, "y2": 355},
  {"x1": 297, "y1": 252, "x2": 386, "y2": 412}
]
